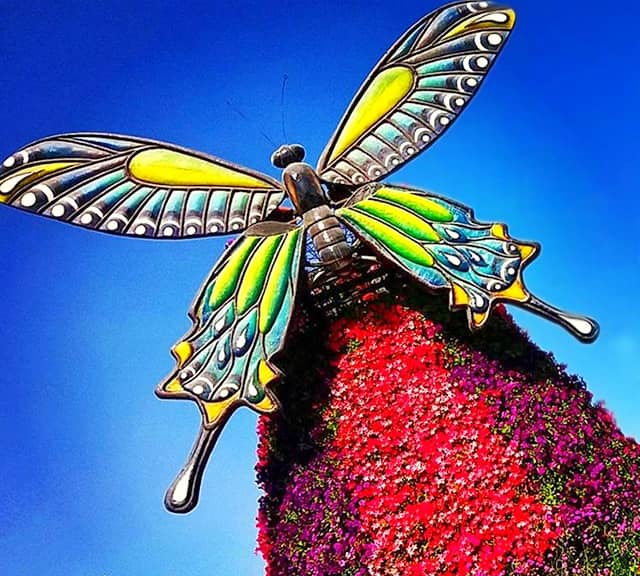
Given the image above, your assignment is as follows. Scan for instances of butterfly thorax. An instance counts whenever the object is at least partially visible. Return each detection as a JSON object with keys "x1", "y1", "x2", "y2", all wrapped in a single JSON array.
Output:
[
  {"x1": 280, "y1": 160, "x2": 352, "y2": 274},
  {"x1": 281, "y1": 161, "x2": 325, "y2": 215}
]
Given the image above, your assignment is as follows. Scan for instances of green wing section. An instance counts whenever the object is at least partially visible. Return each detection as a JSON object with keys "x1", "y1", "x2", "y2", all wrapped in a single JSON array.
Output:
[
  {"x1": 337, "y1": 184, "x2": 599, "y2": 342},
  {"x1": 0, "y1": 133, "x2": 284, "y2": 237},
  {"x1": 157, "y1": 222, "x2": 305, "y2": 426},
  {"x1": 317, "y1": 1, "x2": 515, "y2": 185}
]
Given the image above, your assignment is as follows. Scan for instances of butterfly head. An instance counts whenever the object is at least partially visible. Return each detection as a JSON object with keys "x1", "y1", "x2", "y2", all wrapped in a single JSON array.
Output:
[{"x1": 271, "y1": 144, "x2": 305, "y2": 169}]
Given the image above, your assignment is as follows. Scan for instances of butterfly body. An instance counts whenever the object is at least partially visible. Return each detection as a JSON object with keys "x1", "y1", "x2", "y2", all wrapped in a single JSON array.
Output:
[
  {"x1": 303, "y1": 204, "x2": 353, "y2": 275},
  {"x1": 277, "y1": 153, "x2": 354, "y2": 274},
  {"x1": 0, "y1": 1, "x2": 600, "y2": 513}
]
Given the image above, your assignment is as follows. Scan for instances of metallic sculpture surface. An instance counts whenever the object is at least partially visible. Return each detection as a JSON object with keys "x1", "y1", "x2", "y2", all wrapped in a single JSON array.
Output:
[{"x1": 0, "y1": 1, "x2": 599, "y2": 513}]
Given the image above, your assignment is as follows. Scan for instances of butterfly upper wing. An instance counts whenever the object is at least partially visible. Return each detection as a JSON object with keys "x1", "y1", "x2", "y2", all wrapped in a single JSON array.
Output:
[
  {"x1": 0, "y1": 133, "x2": 285, "y2": 237},
  {"x1": 157, "y1": 221, "x2": 305, "y2": 427},
  {"x1": 317, "y1": 1, "x2": 515, "y2": 186},
  {"x1": 336, "y1": 184, "x2": 599, "y2": 342}
]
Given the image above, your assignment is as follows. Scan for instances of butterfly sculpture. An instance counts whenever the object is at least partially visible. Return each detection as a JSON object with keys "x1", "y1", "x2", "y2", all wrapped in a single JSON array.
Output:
[{"x1": 0, "y1": 1, "x2": 599, "y2": 513}]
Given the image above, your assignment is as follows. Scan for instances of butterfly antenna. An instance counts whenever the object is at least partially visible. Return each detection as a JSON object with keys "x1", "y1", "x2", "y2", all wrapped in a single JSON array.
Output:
[
  {"x1": 280, "y1": 73, "x2": 289, "y2": 142},
  {"x1": 226, "y1": 100, "x2": 277, "y2": 147}
]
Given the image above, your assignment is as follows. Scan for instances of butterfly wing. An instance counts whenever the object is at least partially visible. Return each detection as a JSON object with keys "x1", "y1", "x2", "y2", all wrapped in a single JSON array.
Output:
[
  {"x1": 0, "y1": 133, "x2": 285, "y2": 237},
  {"x1": 156, "y1": 222, "x2": 305, "y2": 511},
  {"x1": 317, "y1": 1, "x2": 515, "y2": 186},
  {"x1": 337, "y1": 184, "x2": 599, "y2": 342}
]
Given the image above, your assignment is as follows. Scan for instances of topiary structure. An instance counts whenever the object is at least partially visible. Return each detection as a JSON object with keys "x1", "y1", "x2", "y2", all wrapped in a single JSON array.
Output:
[{"x1": 256, "y1": 285, "x2": 640, "y2": 576}]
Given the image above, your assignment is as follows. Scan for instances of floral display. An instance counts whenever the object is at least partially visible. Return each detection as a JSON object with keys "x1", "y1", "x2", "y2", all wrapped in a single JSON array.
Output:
[{"x1": 256, "y1": 289, "x2": 640, "y2": 575}]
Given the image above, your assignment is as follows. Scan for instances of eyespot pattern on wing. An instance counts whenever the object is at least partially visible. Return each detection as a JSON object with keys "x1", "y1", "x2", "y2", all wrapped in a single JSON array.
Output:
[
  {"x1": 157, "y1": 223, "x2": 305, "y2": 427},
  {"x1": 337, "y1": 183, "x2": 539, "y2": 329},
  {"x1": 0, "y1": 133, "x2": 285, "y2": 238},
  {"x1": 317, "y1": 1, "x2": 515, "y2": 185}
]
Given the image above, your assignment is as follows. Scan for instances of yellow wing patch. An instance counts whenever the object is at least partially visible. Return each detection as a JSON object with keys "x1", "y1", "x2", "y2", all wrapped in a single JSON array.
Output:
[
  {"x1": 257, "y1": 359, "x2": 279, "y2": 387},
  {"x1": 163, "y1": 379, "x2": 184, "y2": 394},
  {"x1": 328, "y1": 66, "x2": 415, "y2": 162},
  {"x1": 202, "y1": 396, "x2": 238, "y2": 427},
  {"x1": 442, "y1": 8, "x2": 516, "y2": 40},
  {"x1": 128, "y1": 148, "x2": 273, "y2": 188},
  {"x1": 0, "y1": 161, "x2": 79, "y2": 203},
  {"x1": 171, "y1": 341, "x2": 194, "y2": 368}
]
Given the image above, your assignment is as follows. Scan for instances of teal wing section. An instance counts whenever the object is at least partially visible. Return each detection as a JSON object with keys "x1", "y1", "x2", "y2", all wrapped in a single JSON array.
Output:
[
  {"x1": 0, "y1": 133, "x2": 284, "y2": 237},
  {"x1": 318, "y1": 2, "x2": 515, "y2": 185},
  {"x1": 157, "y1": 222, "x2": 305, "y2": 427},
  {"x1": 337, "y1": 184, "x2": 599, "y2": 341}
]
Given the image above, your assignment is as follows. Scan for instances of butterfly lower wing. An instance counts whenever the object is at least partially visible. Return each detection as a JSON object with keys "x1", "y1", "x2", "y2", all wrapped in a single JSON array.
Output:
[
  {"x1": 337, "y1": 184, "x2": 599, "y2": 342},
  {"x1": 0, "y1": 133, "x2": 284, "y2": 237},
  {"x1": 317, "y1": 2, "x2": 515, "y2": 186},
  {"x1": 156, "y1": 222, "x2": 305, "y2": 512}
]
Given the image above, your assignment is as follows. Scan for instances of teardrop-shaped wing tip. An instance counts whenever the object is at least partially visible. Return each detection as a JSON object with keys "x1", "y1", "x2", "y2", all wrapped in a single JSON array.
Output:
[
  {"x1": 163, "y1": 423, "x2": 222, "y2": 514},
  {"x1": 560, "y1": 313, "x2": 600, "y2": 343},
  {"x1": 523, "y1": 295, "x2": 600, "y2": 343},
  {"x1": 164, "y1": 466, "x2": 202, "y2": 514}
]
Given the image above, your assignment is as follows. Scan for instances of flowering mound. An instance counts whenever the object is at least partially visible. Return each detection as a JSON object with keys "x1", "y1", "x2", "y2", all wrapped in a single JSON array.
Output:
[{"x1": 256, "y1": 291, "x2": 640, "y2": 575}]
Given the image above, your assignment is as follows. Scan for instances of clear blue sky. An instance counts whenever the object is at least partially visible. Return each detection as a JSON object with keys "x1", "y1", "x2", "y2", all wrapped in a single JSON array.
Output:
[{"x1": 0, "y1": 1, "x2": 638, "y2": 574}]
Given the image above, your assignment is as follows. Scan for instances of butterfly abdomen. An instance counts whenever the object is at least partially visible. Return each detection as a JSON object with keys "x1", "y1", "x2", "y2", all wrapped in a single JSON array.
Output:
[
  {"x1": 304, "y1": 205, "x2": 352, "y2": 272},
  {"x1": 279, "y1": 159, "x2": 352, "y2": 273}
]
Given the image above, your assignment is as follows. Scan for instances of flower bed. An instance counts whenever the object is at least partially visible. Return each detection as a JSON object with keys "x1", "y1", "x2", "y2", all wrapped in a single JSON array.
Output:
[{"x1": 256, "y1": 289, "x2": 640, "y2": 575}]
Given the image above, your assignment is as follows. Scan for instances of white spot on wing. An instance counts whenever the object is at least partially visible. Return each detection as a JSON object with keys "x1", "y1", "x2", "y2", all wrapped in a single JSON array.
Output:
[
  {"x1": 419, "y1": 133, "x2": 431, "y2": 143},
  {"x1": 3, "y1": 156, "x2": 15, "y2": 168},
  {"x1": 400, "y1": 142, "x2": 416, "y2": 156},
  {"x1": 477, "y1": 12, "x2": 508, "y2": 24},
  {"x1": 368, "y1": 166, "x2": 383, "y2": 178},
  {"x1": 236, "y1": 331, "x2": 247, "y2": 350},
  {"x1": 446, "y1": 254, "x2": 462, "y2": 266},
  {"x1": 20, "y1": 192, "x2": 37, "y2": 207},
  {"x1": 473, "y1": 294, "x2": 485, "y2": 308},
  {"x1": 0, "y1": 173, "x2": 30, "y2": 194},
  {"x1": 51, "y1": 204, "x2": 66, "y2": 218}
]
